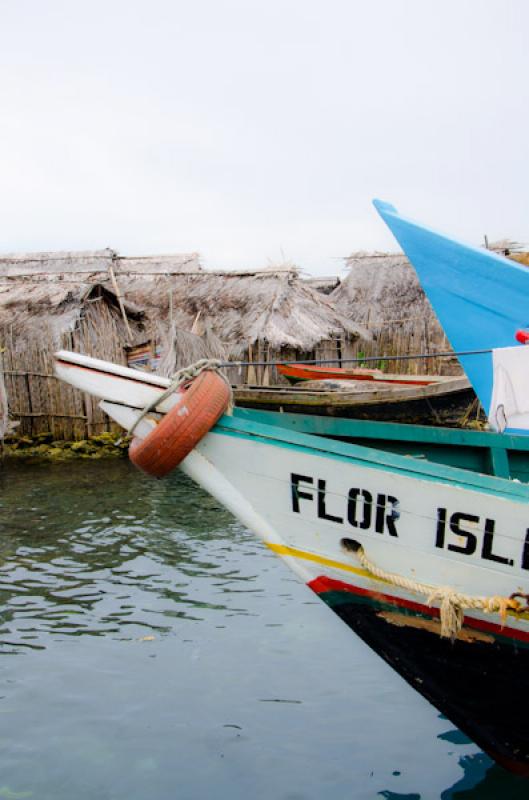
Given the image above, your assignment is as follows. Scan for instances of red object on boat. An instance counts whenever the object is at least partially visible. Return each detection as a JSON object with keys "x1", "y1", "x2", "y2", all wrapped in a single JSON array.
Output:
[
  {"x1": 515, "y1": 329, "x2": 529, "y2": 345},
  {"x1": 129, "y1": 371, "x2": 230, "y2": 478},
  {"x1": 277, "y1": 363, "x2": 437, "y2": 386}
]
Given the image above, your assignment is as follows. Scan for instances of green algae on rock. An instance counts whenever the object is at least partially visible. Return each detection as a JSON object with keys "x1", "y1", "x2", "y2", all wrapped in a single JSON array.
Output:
[{"x1": 2, "y1": 431, "x2": 130, "y2": 460}]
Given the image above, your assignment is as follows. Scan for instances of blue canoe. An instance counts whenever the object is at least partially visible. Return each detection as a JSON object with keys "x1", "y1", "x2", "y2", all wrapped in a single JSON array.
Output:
[{"x1": 374, "y1": 199, "x2": 529, "y2": 428}]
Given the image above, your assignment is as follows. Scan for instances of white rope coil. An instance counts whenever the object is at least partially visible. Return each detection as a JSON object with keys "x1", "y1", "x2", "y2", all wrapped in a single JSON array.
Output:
[{"x1": 351, "y1": 544, "x2": 522, "y2": 640}]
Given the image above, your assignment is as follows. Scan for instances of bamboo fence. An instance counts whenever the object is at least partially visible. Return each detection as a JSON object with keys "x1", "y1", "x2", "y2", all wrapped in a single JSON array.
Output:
[
  {"x1": 0, "y1": 274, "x2": 461, "y2": 442},
  {"x1": 1, "y1": 298, "x2": 143, "y2": 440},
  {"x1": 341, "y1": 317, "x2": 460, "y2": 377}
]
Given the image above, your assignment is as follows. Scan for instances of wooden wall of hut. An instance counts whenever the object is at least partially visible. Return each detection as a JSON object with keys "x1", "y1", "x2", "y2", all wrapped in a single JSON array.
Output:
[
  {"x1": 339, "y1": 318, "x2": 461, "y2": 377},
  {"x1": 1, "y1": 295, "x2": 146, "y2": 440},
  {"x1": 331, "y1": 253, "x2": 464, "y2": 377},
  {"x1": 225, "y1": 336, "x2": 349, "y2": 387},
  {"x1": 224, "y1": 326, "x2": 459, "y2": 387}
]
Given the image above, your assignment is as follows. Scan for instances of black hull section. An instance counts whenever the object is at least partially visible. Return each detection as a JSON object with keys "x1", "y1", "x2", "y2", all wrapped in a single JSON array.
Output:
[{"x1": 325, "y1": 594, "x2": 529, "y2": 776}]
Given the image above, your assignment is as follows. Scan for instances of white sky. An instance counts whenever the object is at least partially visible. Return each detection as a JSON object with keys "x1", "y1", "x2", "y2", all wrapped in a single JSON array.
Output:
[{"x1": 0, "y1": 0, "x2": 527, "y2": 275}]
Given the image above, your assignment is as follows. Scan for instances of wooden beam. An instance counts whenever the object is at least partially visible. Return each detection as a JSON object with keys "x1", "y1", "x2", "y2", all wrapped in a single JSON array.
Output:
[{"x1": 108, "y1": 264, "x2": 134, "y2": 344}]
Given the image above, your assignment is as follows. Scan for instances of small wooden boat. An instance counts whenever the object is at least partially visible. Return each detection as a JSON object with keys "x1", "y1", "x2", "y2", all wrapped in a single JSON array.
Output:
[
  {"x1": 278, "y1": 362, "x2": 439, "y2": 386},
  {"x1": 54, "y1": 348, "x2": 529, "y2": 776},
  {"x1": 234, "y1": 374, "x2": 475, "y2": 426}
]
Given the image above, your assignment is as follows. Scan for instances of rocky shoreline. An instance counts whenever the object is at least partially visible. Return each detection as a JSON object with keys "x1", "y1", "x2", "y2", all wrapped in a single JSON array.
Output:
[{"x1": 1, "y1": 431, "x2": 131, "y2": 460}]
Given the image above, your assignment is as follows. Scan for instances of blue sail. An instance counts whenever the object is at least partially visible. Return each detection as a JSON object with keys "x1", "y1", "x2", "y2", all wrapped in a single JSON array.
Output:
[{"x1": 373, "y1": 199, "x2": 529, "y2": 416}]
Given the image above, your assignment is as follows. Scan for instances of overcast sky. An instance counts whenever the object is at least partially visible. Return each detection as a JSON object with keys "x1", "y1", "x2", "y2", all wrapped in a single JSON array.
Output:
[{"x1": 0, "y1": 0, "x2": 527, "y2": 274}]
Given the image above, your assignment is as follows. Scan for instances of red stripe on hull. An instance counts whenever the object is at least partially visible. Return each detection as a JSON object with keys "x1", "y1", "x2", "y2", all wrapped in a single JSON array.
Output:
[
  {"x1": 308, "y1": 574, "x2": 529, "y2": 644},
  {"x1": 277, "y1": 364, "x2": 434, "y2": 386}
]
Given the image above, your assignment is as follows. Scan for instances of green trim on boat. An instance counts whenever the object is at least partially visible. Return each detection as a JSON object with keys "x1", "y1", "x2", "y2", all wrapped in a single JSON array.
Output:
[
  {"x1": 233, "y1": 407, "x2": 529, "y2": 449},
  {"x1": 232, "y1": 408, "x2": 529, "y2": 483},
  {"x1": 212, "y1": 414, "x2": 529, "y2": 502}
]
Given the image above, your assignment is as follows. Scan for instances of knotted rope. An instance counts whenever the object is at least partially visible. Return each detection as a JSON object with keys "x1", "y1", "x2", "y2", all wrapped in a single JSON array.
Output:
[
  {"x1": 127, "y1": 359, "x2": 232, "y2": 439},
  {"x1": 345, "y1": 541, "x2": 524, "y2": 640}
]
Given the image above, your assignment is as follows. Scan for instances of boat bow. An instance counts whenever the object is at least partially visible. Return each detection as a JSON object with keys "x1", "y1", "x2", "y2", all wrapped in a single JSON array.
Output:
[{"x1": 373, "y1": 199, "x2": 529, "y2": 425}]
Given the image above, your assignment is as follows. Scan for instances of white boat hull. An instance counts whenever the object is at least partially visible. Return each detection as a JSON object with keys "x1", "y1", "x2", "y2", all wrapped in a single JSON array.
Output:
[{"x1": 53, "y1": 349, "x2": 529, "y2": 774}]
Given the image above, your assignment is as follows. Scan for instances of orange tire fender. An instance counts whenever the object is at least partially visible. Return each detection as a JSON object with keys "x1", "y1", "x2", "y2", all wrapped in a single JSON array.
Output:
[{"x1": 129, "y1": 371, "x2": 230, "y2": 478}]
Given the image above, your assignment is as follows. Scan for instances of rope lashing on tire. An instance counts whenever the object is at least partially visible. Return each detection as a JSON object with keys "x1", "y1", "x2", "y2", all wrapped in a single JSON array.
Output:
[
  {"x1": 344, "y1": 541, "x2": 525, "y2": 640},
  {"x1": 127, "y1": 359, "x2": 233, "y2": 439}
]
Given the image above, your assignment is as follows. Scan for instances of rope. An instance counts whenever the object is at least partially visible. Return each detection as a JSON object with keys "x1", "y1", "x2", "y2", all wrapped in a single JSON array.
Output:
[
  {"x1": 347, "y1": 542, "x2": 523, "y2": 640},
  {"x1": 216, "y1": 348, "x2": 492, "y2": 369},
  {"x1": 127, "y1": 358, "x2": 232, "y2": 438}
]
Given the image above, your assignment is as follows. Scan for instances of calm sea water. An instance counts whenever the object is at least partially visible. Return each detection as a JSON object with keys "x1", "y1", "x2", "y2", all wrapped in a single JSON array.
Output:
[{"x1": 0, "y1": 458, "x2": 528, "y2": 800}]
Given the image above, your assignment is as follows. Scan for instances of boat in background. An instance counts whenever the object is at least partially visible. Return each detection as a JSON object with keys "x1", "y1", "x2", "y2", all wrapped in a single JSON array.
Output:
[
  {"x1": 54, "y1": 348, "x2": 529, "y2": 776},
  {"x1": 234, "y1": 373, "x2": 474, "y2": 426},
  {"x1": 374, "y1": 200, "x2": 529, "y2": 435},
  {"x1": 277, "y1": 362, "x2": 438, "y2": 386}
]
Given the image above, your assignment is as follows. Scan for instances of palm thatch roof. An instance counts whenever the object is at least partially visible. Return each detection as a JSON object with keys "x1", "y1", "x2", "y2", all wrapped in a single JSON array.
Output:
[
  {"x1": 331, "y1": 251, "x2": 432, "y2": 328},
  {"x1": 0, "y1": 247, "x2": 200, "y2": 345},
  {"x1": 487, "y1": 239, "x2": 527, "y2": 255},
  {"x1": 0, "y1": 248, "x2": 201, "y2": 277},
  {"x1": 333, "y1": 241, "x2": 529, "y2": 326},
  {"x1": 0, "y1": 278, "x2": 145, "y2": 344},
  {"x1": 329, "y1": 251, "x2": 461, "y2": 378},
  {"x1": 0, "y1": 250, "x2": 369, "y2": 359},
  {"x1": 303, "y1": 275, "x2": 341, "y2": 294},
  {"x1": 487, "y1": 240, "x2": 529, "y2": 266},
  {"x1": 121, "y1": 267, "x2": 368, "y2": 357}
]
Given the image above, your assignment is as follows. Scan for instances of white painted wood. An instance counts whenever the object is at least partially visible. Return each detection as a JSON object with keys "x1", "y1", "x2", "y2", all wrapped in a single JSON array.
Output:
[
  {"x1": 55, "y1": 350, "x2": 170, "y2": 387},
  {"x1": 54, "y1": 350, "x2": 529, "y2": 635},
  {"x1": 99, "y1": 402, "x2": 157, "y2": 439},
  {"x1": 193, "y1": 429, "x2": 529, "y2": 633},
  {"x1": 54, "y1": 350, "x2": 183, "y2": 413}
]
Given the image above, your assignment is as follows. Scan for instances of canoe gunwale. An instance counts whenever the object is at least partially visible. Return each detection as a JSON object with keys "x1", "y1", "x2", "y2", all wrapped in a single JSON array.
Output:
[{"x1": 213, "y1": 414, "x2": 529, "y2": 502}]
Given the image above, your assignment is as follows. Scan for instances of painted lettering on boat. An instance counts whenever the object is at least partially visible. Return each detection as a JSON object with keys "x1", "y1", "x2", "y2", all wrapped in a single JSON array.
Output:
[
  {"x1": 290, "y1": 474, "x2": 400, "y2": 537},
  {"x1": 522, "y1": 529, "x2": 529, "y2": 570},
  {"x1": 290, "y1": 475, "x2": 529, "y2": 570},
  {"x1": 436, "y1": 507, "x2": 514, "y2": 566}
]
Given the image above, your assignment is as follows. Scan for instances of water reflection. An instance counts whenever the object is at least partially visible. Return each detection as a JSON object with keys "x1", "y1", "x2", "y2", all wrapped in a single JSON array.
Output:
[
  {"x1": 0, "y1": 459, "x2": 263, "y2": 651},
  {"x1": 441, "y1": 752, "x2": 529, "y2": 798},
  {"x1": 1, "y1": 459, "x2": 526, "y2": 799}
]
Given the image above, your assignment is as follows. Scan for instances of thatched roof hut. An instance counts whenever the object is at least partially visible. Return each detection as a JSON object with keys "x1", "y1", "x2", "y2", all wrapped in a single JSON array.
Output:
[
  {"x1": 333, "y1": 240, "x2": 529, "y2": 377},
  {"x1": 331, "y1": 251, "x2": 458, "y2": 376},
  {"x1": 0, "y1": 248, "x2": 201, "y2": 277},
  {"x1": 0, "y1": 250, "x2": 369, "y2": 438},
  {"x1": 487, "y1": 239, "x2": 529, "y2": 266},
  {"x1": 122, "y1": 267, "x2": 366, "y2": 359},
  {"x1": 0, "y1": 268, "x2": 148, "y2": 439},
  {"x1": 303, "y1": 275, "x2": 341, "y2": 295},
  {"x1": 332, "y1": 251, "x2": 433, "y2": 327},
  {"x1": 1, "y1": 249, "x2": 363, "y2": 357},
  {"x1": 0, "y1": 277, "x2": 144, "y2": 341},
  {"x1": 0, "y1": 246, "x2": 201, "y2": 366},
  {"x1": 89, "y1": 266, "x2": 368, "y2": 386},
  {"x1": 331, "y1": 241, "x2": 529, "y2": 376}
]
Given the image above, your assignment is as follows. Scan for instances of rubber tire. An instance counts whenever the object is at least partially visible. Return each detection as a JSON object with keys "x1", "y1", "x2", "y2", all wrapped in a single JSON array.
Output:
[{"x1": 129, "y1": 371, "x2": 230, "y2": 478}]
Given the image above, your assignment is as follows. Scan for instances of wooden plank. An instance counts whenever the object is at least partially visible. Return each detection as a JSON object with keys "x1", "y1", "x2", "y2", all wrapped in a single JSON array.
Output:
[
  {"x1": 11, "y1": 411, "x2": 88, "y2": 419},
  {"x1": 234, "y1": 408, "x2": 524, "y2": 449},
  {"x1": 108, "y1": 264, "x2": 133, "y2": 343},
  {"x1": 3, "y1": 371, "x2": 57, "y2": 379},
  {"x1": 488, "y1": 447, "x2": 511, "y2": 479},
  {"x1": 233, "y1": 376, "x2": 471, "y2": 409}
]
